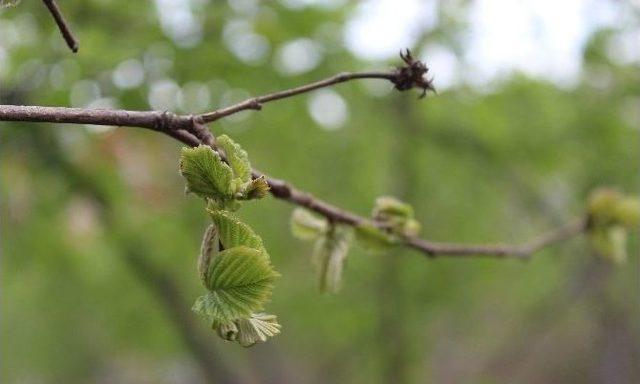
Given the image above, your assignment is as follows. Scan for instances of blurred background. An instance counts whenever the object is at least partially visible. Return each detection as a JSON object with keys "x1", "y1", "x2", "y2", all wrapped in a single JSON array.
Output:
[{"x1": 1, "y1": 0, "x2": 639, "y2": 383}]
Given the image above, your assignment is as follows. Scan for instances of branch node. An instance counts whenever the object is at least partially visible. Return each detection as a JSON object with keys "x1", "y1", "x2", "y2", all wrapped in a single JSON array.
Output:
[
  {"x1": 189, "y1": 115, "x2": 215, "y2": 146},
  {"x1": 335, "y1": 72, "x2": 351, "y2": 82},
  {"x1": 248, "y1": 99, "x2": 263, "y2": 111},
  {"x1": 154, "y1": 110, "x2": 178, "y2": 133}
]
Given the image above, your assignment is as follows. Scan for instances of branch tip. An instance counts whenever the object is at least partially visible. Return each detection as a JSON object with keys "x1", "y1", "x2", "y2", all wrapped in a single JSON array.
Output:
[
  {"x1": 42, "y1": 0, "x2": 79, "y2": 53},
  {"x1": 393, "y1": 49, "x2": 436, "y2": 98}
]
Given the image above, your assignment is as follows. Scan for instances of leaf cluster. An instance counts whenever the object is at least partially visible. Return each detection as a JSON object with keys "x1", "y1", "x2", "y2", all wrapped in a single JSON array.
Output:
[
  {"x1": 355, "y1": 196, "x2": 421, "y2": 251},
  {"x1": 179, "y1": 135, "x2": 269, "y2": 211},
  {"x1": 290, "y1": 196, "x2": 420, "y2": 293},
  {"x1": 180, "y1": 136, "x2": 280, "y2": 347}
]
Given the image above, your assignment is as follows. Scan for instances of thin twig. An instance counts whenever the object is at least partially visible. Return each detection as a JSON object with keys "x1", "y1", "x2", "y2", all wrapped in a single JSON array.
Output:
[
  {"x1": 198, "y1": 50, "x2": 432, "y2": 122},
  {"x1": 42, "y1": 0, "x2": 79, "y2": 53},
  {"x1": 258, "y1": 167, "x2": 587, "y2": 258},
  {"x1": 0, "y1": 68, "x2": 400, "y2": 129},
  {"x1": 405, "y1": 218, "x2": 588, "y2": 258},
  {"x1": 199, "y1": 72, "x2": 396, "y2": 122}
]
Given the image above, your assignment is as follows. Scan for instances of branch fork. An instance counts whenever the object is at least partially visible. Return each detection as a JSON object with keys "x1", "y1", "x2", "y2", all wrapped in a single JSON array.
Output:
[{"x1": 0, "y1": 51, "x2": 588, "y2": 259}]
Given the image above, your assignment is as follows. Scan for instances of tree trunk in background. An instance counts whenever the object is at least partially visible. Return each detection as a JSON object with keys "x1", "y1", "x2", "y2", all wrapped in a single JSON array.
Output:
[
  {"x1": 30, "y1": 130, "x2": 244, "y2": 384},
  {"x1": 121, "y1": 239, "x2": 244, "y2": 384},
  {"x1": 376, "y1": 95, "x2": 423, "y2": 383}
]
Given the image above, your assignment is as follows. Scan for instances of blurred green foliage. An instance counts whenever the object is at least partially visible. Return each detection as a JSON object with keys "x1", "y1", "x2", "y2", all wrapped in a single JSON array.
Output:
[{"x1": 1, "y1": 1, "x2": 638, "y2": 383}]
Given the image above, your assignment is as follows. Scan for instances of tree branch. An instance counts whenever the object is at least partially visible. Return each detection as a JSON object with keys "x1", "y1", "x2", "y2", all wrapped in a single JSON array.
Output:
[
  {"x1": 405, "y1": 218, "x2": 588, "y2": 258},
  {"x1": 0, "y1": 59, "x2": 588, "y2": 259},
  {"x1": 200, "y1": 50, "x2": 433, "y2": 122},
  {"x1": 199, "y1": 71, "x2": 396, "y2": 122},
  {"x1": 42, "y1": 0, "x2": 79, "y2": 53}
]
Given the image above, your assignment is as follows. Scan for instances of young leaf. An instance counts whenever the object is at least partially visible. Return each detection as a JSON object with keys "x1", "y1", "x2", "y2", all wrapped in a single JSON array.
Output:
[
  {"x1": 198, "y1": 224, "x2": 219, "y2": 284},
  {"x1": 193, "y1": 246, "x2": 279, "y2": 323},
  {"x1": 207, "y1": 197, "x2": 242, "y2": 212},
  {"x1": 373, "y1": 196, "x2": 414, "y2": 220},
  {"x1": 587, "y1": 188, "x2": 621, "y2": 227},
  {"x1": 212, "y1": 313, "x2": 281, "y2": 346},
  {"x1": 242, "y1": 176, "x2": 270, "y2": 200},
  {"x1": 370, "y1": 196, "x2": 421, "y2": 237},
  {"x1": 180, "y1": 145, "x2": 234, "y2": 200},
  {"x1": 291, "y1": 208, "x2": 329, "y2": 240},
  {"x1": 401, "y1": 219, "x2": 422, "y2": 237},
  {"x1": 313, "y1": 226, "x2": 352, "y2": 293},
  {"x1": 235, "y1": 313, "x2": 281, "y2": 347},
  {"x1": 355, "y1": 223, "x2": 398, "y2": 251},
  {"x1": 216, "y1": 134, "x2": 252, "y2": 183},
  {"x1": 215, "y1": 320, "x2": 239, "y2": 341},
  {"x1": 209, "y1": 210, "x2": 266, "y2": 254}
]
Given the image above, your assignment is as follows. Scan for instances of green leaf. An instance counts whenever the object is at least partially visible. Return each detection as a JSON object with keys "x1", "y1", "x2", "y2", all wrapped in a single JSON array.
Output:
[
  {"x1": 354, "y1": 223, "x2": 398, "y2": 251},
  {"x1": 241, "y1": 176, "x2": 270, "y2": 200},
  {"x1": 291, "y1": 208, "x2": 329, "y2": 240},
  {"x1": 180, "y1": 146, "x2": 234, "y2": 200},
  {"x1": 373, "y1": 196, "x2": 414, "y2": 220},
  {"x1": 401, "y1": 219, "x2": 422, "y2": 237},
  {"x1": 193, "y1": 246, "x2": 279, "y2": 323},
  {"x1": 207, "y1": 197, "x2": 242, "y2": 212},
  {"x1": 588, "y1": 188, "x2": 621, "y2": 227},
  {"x1": 217, "y1": 134, "x2": 252, "y2": 183},
  {"x1": 209, "y1": 210, "x2": 266, "y2": 254},
  {"x1": 313, "y1": 226, "x2": 352, "y2": 293},
  {"x1": 370, "y1": 196, "x2": 420, "y2": 237}
]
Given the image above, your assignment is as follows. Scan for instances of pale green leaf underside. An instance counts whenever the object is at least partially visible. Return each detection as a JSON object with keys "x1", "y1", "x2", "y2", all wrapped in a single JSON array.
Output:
[
  {"x1": 198, "y1": 224, "x2": 218, "y2": 282},
  {"x1": 180, "y1": 145, "x2": 233, "y2": 199},
  {"x1": 609, "y1": 227, "x2": 628, "y2": 264},
  {"x1": 236, "y1": 313, "x2": 281, "y2": 347},
  {"x1": 217, "y1": 134, "x2": 251, "y2": 183},
  {"x1": 313, "y1": 227, "x2": 352, "y2": 293},
  {"x1": 213, "y1": 313, "x2": 281, "y2": 347},
  {"x1": 194, "y1": 246, "x2": 278, "y2": 323},
  {"x1": 209, "y1": 210, "x2": 266, "y2": 254},
  {"x1": 590, "y1": 226, "x2": 628, "y2": 264}
]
